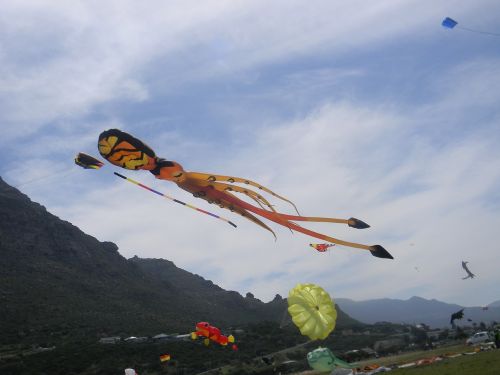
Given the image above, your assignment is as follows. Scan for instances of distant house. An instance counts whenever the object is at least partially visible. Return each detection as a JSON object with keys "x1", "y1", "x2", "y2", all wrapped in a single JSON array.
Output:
[
  {"x1": 374, "y1": 337, "x2": 405, "y2": 352},
  {"x1": 360, "y1": 347, "x2": 377, "y2": 357},
  {"x1": 153, "y1": 333, "x2": 184, "y2": 341},
  {"x1": 124, "y1": 336, "x2": 148, "y2": 343},
  {"x1": 415, "y1": 323, "x2": 430, "y2": 331},
  {"x1": 426, "y1": 330, "x2": 445, "y2": 340},
  {"x1": 275, "y1": 360, "x2": 301, "y2": 373},
  {"x1": 174, "y1": 334, "x2": 192, "y2": 341},
  {"x1": 99, "y1": 336, "x2": 121, "y2": 344},
  {"x1": 153, "y1": 333, "x2": 171, "y2": 341},
  {"x1": 33, "y1": 346, "x2": 56, "y2": 353}
]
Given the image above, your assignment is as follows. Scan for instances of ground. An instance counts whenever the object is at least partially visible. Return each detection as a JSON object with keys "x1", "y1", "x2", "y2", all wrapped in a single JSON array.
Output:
[{"x1": 293, "y1": 344, "x2": 500, "y2": 375}]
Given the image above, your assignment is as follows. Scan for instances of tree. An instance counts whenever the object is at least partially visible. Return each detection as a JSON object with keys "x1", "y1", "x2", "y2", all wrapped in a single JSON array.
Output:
[
  {"x1": 438, "y1": 329, "x2": 449, "y2": 341},
  {"x1": 455, "y1": 326, "x2": 467, "y2": 339}
]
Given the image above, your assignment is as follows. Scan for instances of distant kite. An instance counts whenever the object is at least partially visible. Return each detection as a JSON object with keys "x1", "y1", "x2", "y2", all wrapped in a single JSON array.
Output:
[
  {"x1": 74, "y1": 153, "x2": 104, "y2": 169},
  {"x1": 442, "y1": 17, "x2": 458, "y2": 29},
  {"x1": 159, "y1": 354, "x2": 171, "y2": 362},
  {"x1": 310, "y1": 243, "x2": 335, "y2": 252},
  {"x1": 442, "y1": 17, "x2": 500, "y2": 37},
  {"x1": 461, "y1": 261, "x2": 475, "y2": 280},
  {"x1": 450, "y1": 309, "x2": 464, "y2": 326},
  {"x1": 191, "y1": 322, "x2": 237, "y2": 350}
]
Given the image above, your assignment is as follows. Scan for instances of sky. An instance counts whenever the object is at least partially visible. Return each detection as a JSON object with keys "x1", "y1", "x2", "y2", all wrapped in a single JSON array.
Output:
[{"x1": 1, "y1": 0, "x2": 500, "y2": 307}]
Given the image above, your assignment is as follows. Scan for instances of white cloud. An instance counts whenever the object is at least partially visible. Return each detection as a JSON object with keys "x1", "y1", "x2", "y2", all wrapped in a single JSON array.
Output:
[
  {"x1": 1, "y1": 1, "x2": 493, "y2": 140},
  {"x1": 2, "y1": 1, "x2": 500, "y2": 308}
]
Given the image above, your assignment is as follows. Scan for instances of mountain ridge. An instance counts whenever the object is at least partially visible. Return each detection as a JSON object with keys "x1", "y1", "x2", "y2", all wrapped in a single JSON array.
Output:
[
  {"x1": 336, "y1": 296, "x2": 500, "y2": 328},
  {"x1": 0, "y1": 176, "x2": 360, "y2": 344}
]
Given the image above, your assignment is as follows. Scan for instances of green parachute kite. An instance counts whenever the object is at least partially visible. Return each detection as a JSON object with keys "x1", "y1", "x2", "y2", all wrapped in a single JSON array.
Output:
[{"x1": 287, "y1": 283, "x2": 337, "y2": 340}]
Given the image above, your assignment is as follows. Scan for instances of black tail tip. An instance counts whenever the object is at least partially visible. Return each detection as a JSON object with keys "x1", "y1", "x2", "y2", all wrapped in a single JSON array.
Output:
[
  {"x1": 348, "y1": 217, "x2": 370, "y2": 229},
  {"x1": 370, "y1": 245, "x2": 394, "y2": 259}
]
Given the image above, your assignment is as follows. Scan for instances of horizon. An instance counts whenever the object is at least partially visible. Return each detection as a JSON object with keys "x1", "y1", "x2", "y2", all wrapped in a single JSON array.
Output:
[{"x1": 1, "y1": 1, "x2": 500, "y2": 307}]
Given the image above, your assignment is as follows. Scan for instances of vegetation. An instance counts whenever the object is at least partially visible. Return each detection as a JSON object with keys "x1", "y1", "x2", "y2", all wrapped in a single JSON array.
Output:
[
  {"x1": 0, "y1": 321, "x2": 425, "y2": 375},
  {"x1": 0, "y1": 177, "x2": 360, "y2": 347},
  {"x1": 381, "y1": 349, "x2": 500, "y2": 375}
]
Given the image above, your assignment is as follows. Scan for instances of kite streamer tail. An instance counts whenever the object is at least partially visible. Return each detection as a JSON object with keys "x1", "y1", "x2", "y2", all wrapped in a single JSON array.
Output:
[{"x1": 114, "y1": 172, "x2": 237, "y2": 228}]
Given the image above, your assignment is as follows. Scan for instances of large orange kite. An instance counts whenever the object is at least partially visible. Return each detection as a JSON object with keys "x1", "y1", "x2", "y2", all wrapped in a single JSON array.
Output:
[{"x1": 97, "y1": 129, "x2": 393, "y2": 259}]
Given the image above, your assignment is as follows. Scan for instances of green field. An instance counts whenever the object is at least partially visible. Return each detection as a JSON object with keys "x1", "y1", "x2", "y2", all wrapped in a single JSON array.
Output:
[{"x1": 356, "y1": 345, "x2": 500, "y2": 375}]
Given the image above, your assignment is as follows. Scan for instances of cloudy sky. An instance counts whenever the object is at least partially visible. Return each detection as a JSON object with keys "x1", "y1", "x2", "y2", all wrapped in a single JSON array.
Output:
[{"x1": 2, "y1": 1, "x2": 500, "y2": 307}]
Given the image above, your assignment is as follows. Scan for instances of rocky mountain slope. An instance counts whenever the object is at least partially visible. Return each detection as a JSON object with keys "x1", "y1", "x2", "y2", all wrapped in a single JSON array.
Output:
[{"x1": 0, "y1": 177, "x2": 359, "y2": 344}]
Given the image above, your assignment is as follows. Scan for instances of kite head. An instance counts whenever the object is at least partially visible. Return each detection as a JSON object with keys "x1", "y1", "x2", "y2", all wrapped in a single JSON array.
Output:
[
  {"x1": 195, "y1": 322, "x2": 211, "y2": 336},
  {"x1": 151, "y1": 158, "x2": 186, "y2": 182},
  {"x1": 98, "y1": 128, "x2": 157, "y2": 170}
]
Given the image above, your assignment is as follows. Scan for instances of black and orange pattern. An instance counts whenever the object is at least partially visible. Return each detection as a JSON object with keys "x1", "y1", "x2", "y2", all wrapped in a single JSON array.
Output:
[{"x1": 98, "y1": 129, "x2": 156, "y2": 170}]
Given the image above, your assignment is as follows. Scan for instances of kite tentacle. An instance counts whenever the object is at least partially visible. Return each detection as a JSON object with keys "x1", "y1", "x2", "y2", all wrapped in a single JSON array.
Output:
[
  {"x1": 190, "y1": 186, "x2": 277, "y2": 239},
  {"x1": 198, "y1": 179, "x2": 277, "y2": 212},
  {"x1": 277, "y1": 214, "x2": 370, "y2": 229},
  {"x1": 186, "y1": 172, "x2": 300, "y2": 215},
  {"x1": 203, "y1": 187, "x2": 391, "y2": 257},
  {"x1": 185, "y1": 174, "x2": 370, "y2": 229}
]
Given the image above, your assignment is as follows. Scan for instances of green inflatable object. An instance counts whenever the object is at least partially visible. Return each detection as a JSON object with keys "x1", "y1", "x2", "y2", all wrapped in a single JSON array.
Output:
[{"x1": 307, "y1": 347, "x2": 355, "y2": 372}]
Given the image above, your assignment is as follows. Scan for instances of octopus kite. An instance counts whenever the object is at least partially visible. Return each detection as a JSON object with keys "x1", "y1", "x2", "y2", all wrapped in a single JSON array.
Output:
[{"x1": 97, "y1": 129, "x2": 393, "y2": 259}]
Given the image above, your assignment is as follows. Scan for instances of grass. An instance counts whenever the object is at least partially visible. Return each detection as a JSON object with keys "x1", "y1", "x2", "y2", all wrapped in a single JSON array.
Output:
[
  {"x1": 389, "y1": 350, "x2": 500, "y2": 375},
  {"x1": 357, "y1": 344, "x2": 472, "y2": 367},
  {"x1": 295, "y1": 345, "x2": 500, "y2": 375},
  {"x1": 354, "y1": 344, "x2": 500, "y2": 375}
]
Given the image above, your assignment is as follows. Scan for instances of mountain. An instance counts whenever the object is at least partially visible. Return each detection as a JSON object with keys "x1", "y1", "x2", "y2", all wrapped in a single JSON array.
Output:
[
  {"x1": 0, "y1": 177, "x2": 360, "y2": 344},
  {"x1": 488, "y1": 300, "x2": 500, "y2": 308},
  {"x1": 337, "y1": 296, "x2": 500, "y2": 328}
]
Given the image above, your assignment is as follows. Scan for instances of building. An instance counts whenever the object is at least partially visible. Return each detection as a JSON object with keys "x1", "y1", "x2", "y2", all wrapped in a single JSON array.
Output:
[
  {"x1": 374, "y1": 337, "x2": 406, "y2": 352},
  {"x1": 99, "y1": 336, "x2": 121, "y2": 344}
]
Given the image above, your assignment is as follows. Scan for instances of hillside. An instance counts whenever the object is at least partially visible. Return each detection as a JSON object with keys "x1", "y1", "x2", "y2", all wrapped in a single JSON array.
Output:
[
  {"x1": 488, "y1": 300, "x2": 500, "y2": 308},
  {"x1": 0, "y1": 177, "x2": 360, "y2": 345}
]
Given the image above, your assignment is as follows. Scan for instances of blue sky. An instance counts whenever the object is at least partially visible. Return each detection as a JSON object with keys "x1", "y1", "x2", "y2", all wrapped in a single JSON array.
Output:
[{"x1": 1, "y1": 1, "x2": 500, "y2": 307}]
